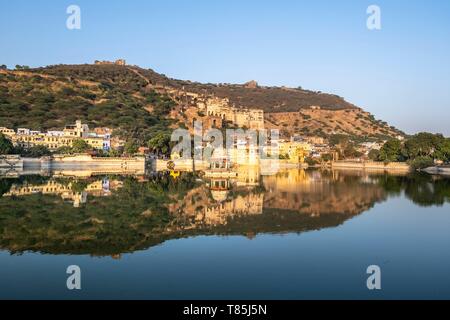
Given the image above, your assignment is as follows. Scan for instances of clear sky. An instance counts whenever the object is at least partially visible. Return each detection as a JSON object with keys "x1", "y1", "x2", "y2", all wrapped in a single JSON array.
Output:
[{"x1": 1, "y1": 0, "x2": 449, "y2": 135}]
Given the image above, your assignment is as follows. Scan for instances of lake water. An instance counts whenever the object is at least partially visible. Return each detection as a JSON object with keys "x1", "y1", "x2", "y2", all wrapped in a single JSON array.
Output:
[{"x1": 0, "y1": 169, "x2": 449, "y2": 300}]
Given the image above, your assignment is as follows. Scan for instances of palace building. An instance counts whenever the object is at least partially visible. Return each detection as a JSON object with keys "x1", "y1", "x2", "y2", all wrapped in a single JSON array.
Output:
[{"x1": 203, "y1": 97, "x2": 265, "y2": 130}]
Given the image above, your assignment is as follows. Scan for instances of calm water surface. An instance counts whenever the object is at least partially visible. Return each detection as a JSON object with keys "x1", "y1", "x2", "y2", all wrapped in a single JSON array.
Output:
[{"x1": 0, "y1": 169, "x2": 449, "y2": 299}]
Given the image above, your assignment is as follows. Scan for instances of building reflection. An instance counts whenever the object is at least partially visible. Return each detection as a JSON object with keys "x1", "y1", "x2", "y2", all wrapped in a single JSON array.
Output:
[
  {"x1": 168, "y1": 169, "x2": 264, "y2": 229},
  {"x1": 203, "y1": 178, "x2": 264, "y2": 226},
  {"x1": 3, "y1": 177, "x2": 123, "y2": 207},
  {"x1": 169, "y1": 169, "x2": 388, "y2": 231},
  {"x1": 262, "y1": 169, "x2": 387, "y2": 216}
]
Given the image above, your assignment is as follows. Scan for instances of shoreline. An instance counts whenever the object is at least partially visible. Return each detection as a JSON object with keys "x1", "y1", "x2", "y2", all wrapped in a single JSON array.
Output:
[
  {"x1": 1, "y1": 154, "x2": 146, "y2": 177},
  {"x1": 422, "y1": 166, "x2": 450, "y2": 176},
  {"x1": 330, "y1": 160, "x2": 411, "y2": 172},
  {"x1": 3, "y1": 155, "x2": 450, "y2": 178}
]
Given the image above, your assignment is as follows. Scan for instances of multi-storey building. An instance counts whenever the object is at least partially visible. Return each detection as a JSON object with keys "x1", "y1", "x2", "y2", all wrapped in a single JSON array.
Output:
[
  {"x1": 278, "y1": 140, "x2": 312, "y2": 164},
  {"x1": 1, "y1": 120, "x2": 111, "y2": 151},
  {"x1": 63, "y1": 120, "x2": 90, "y2": 138}
]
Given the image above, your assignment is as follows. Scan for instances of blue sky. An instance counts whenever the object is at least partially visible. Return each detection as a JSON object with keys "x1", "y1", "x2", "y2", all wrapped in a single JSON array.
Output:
[{"x1": 1, "y1": 0, "x2": 449, "y2": 135}]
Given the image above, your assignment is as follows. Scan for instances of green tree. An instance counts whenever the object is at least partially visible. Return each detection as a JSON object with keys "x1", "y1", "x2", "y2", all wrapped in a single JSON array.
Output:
[
  {"x1": 148, "y1": 133, "x2": 171, "y2": 156},
  {"x1": 0, "y1": 134, "x2": 14, "y2": 155},
  {"x1": 124, "y1": 140, "x2": 138, "y2": 155},
  {"x1": 0, "y1": 65, "x2": 7, "y2": 70},
  {"x1": 410, "y1": 156, "x2": 434, "y2": 171},
  {"x1": 55, "y1": 146, "x2": 73, "y2": 154},
  {"x1": 368, "y1": 149, "x2": 380, "y2": 161},
  {"x1": 108, "y1": 148, "x2": 123, "y2": 157},
  {"x1": 321, "y1": 153, "x2": 333, "y2": 162},
  {"x1": 0, "y1": 179, "x2": 15, "y2": 196},
  {"x1": 72, "y1": 139, "x2": 92, "y2": 153},
  {"x1": 305, "y1": 157, "x2": 318, "y2": 166},
  {"x1": 378, "y1": 139, "x2": 404, "y2": 162},
  {"x1": 404, "y1": 132, "x2": 445, "y2": 160},
  {"x1": 21, "y1": 145, "x2": 52, "y2": 158},
  {"x1": 436, "y1": 138, "x2": 450, "y2": 163},
  {"x1": 15, "y1": 65, "x2": 30, "y2": 70},
  {"x1": 70, "y1": 180, "x2": 89, "y2": 193},
  {"x1": 343, "y1": 144, "x2": 362, "y2": 159}
]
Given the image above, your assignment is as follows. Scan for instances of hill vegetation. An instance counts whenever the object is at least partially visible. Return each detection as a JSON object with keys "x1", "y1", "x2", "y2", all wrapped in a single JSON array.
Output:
[{"x1": 0, "y1": 65, "x2": 176, "y2": 145}]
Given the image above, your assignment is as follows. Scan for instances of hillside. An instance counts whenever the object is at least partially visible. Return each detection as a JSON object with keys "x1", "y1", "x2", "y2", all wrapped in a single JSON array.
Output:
[
  {"x1": 0, "y1": 65, "x2": 175, "y2": 143},
  {"x1": 0, "y1": 64, "x2": 404, "y2": 143}
]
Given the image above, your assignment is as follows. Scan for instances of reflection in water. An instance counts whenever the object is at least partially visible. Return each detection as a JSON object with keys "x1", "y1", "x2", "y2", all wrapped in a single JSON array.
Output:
[
  {"x1": 0, "y1": 169, "x2": 449, "y2": 256},
  {"x1": 3, "y1": 177, "x2": 122, "y2": 207},
  {"x1": 377, "y1": 173, "x2": 450, "y2": 207}
]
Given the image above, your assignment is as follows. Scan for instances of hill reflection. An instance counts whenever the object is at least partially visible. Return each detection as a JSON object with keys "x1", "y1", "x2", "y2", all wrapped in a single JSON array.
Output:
[{"x1": 0, "y1": 169, "x2": 449, "y2": 256}]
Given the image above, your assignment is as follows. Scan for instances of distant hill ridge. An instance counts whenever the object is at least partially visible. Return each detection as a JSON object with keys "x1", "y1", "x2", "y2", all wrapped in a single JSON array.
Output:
[
  {"x1": 30, "y1": 64, "x2": 358, "y2": 112},
  {"x1": 0, "y1": 63, "x2": 404, "y2": 141},
  {"x1": 131, "y1": 66, "x2": 359, "y2": 112}
]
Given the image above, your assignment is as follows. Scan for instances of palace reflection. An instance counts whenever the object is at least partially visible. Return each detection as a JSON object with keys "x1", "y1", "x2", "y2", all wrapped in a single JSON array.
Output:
[
  {"x1": 262, "y1": 170, "x2": 388, "y2": 217},
  {"x1": 0, "y1": 169, "x2": 449, "y2": 256}
]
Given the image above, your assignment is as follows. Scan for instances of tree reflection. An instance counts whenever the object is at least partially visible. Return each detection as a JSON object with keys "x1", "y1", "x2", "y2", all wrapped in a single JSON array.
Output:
[{"x1": 374, "y1": 173, "x2": 450, "y2": 207}]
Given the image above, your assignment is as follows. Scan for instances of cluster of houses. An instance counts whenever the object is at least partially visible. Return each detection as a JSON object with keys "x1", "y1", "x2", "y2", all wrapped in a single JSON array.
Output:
[
  {"x1": 0, "y1": 120, "x2": 112, "y2": 152},
  {"x1": 274, "y1": 135, "x2": 392, "y2": 163},
  {"x1": 0, "y1": 117, "x2": 392, "y2": 164}
]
